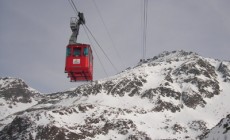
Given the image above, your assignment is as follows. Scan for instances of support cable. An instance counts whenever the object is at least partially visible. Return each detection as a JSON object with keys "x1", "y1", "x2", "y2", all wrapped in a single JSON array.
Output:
[
  {"x1": 69, "y1": 0, "x2": 79, "y2": 14},
  {"x1": 82, "y1": 25, "x2": 109, "y2": 77},
  {"x1": 68, "y1": 0, "x2": 119, "y2": 74},
  {"x1": 91, "y1": 0, "x2": 125, "y2": 68},
  {"x1": 84, "y1": 24, "x2": 119, "y2": 73},
  {"x1": 143, "y1": 0, "x2": 148, "y2": 60}
]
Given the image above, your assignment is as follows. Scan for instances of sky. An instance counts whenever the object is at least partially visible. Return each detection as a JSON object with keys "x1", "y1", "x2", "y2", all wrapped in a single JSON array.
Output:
[{"x1": 0, "y1": 0, "x2": 230, "y2": 93}]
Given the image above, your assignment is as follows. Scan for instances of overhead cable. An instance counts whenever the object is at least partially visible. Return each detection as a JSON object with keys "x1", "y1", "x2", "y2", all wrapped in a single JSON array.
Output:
[
  {"x1": 84, "y1": 24, "x2": 119, "y2": 73},
  {"x1": 91, "y1": 0, "x2": 125, "y2": 68},
  {"x1": 68, "y1": 0, "x2": 119, "y2": 74},
  {"x1": 143, "y1": 0, "x2": 148, "y2": 60},
  {"x1": 82, "y1": 25, "x2": 109, "y2": 77},
  {"x1": 68, "y1": 0, "x2": 79, "y2": 14}
]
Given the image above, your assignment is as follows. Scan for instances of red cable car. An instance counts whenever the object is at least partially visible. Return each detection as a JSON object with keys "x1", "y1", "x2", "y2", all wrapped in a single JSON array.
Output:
[{"x1": 65, "y1": 12, "x2": 93, "y2": 81}]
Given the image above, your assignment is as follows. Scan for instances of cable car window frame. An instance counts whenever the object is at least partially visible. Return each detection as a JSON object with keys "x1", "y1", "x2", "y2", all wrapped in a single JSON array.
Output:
[
  {"x1": 89, "y1": 48, "x2": 93, "y2": 64},
  {"x1": 73, "y1": 48, "x2": 81, "y2": 56},
  {"x1": 66, "y1": 47, "x2": 71, "y2": 57},
  {"x1": 83, "y1": 47, "x2": 89, "y2": 56}
]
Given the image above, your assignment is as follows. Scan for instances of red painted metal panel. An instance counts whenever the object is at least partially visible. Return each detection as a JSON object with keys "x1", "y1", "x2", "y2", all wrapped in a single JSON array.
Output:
[{"x1": 65, "y1": 43, "x2": 93, "y2": 81}]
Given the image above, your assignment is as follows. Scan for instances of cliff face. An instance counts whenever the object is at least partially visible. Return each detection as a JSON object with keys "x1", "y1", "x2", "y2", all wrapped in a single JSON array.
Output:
[{"x1": 0, "y1": 50, "x2": 230, "y2": 140}]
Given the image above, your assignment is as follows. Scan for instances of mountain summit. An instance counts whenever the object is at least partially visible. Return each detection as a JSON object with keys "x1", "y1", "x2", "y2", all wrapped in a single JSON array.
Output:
[
  {"x1": 0, "y1": 50, "x2": 229, "y2": 139},
  {"x1": 0, "y1": 77, "x2": 41, "y2": 120}
]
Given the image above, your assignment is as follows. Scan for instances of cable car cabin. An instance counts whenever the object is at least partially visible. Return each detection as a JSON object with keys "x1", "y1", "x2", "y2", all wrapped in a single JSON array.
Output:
[{"x1": 65, "y1": 43, "x2": 93, "y2": 81}]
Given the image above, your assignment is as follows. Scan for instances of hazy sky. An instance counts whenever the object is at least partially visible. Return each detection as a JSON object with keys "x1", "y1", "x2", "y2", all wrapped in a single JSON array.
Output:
[{"x1": 1, "y1": 0, "x2": 230, "y2": 93}]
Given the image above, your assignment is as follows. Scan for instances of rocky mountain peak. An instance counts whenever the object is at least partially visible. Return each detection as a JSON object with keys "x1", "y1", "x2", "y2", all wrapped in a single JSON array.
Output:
[
  {"x1": 218, "y1": 61, "x2": 230, "y2": 82},
  {"x1": 67, "y1": 50, "x2": 222, "y2": 111},
  {"x1": 0, "y1": 77, "x2": 40, "y2": 103},
  {"x1": 0, "y1": 77, "x2": 28, "y2": 90},
  {"x1": 141, "y1": 50, "x2": 198, "y2": 64},
  {"x1": 0, "y1": 77, "x2": 42, "y2": 120}
]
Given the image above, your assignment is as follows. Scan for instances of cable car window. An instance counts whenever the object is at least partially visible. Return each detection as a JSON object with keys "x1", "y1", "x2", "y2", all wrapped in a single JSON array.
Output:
[
  {"x1": 66, "y1": 48, "x2": 71, "y2": 56},
  {"x1": 73, "y1": 48, "x2": 81, "y2": 56},
  {"x1": 84, "y1": 47, "x2": 88, "y2": 56}
]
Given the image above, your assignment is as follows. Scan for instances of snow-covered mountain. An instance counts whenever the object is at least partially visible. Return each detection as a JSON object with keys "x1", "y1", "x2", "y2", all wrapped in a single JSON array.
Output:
[
  {"x1": 0, "y1": 50, "x2": 230, "y2": 139},
  {"x1": 0, "y1": 77, "x2": 42, "y2": 120}
]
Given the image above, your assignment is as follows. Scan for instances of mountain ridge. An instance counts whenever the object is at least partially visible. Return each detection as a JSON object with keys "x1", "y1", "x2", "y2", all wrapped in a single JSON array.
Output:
[{"x1": 0, "y1": 50, "x2": 230, "y2": 139}]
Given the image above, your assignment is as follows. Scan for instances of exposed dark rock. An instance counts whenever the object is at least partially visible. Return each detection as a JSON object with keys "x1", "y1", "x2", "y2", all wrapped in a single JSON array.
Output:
[
  {"x1": 0, "y1": 116, "x2": 34, "y2": 140},
  {"x1": 153, "y1": 99, "x2": 181, "y2": 113},
  {"x1": 171, "y1": 123, "x2": 187, "y2": 134},
  {"x1": 184, "y1": 77, "x2": 220, "y2": 98},
  {"x1": 182, "y1": 91, "x2": 206, "y2": 109},
  {"x1": 141, "y1": 89, "x2": 156, "y2": 99},
  {"x1": 188, "y1": 120, "x2": 207, "y2": 132},
  {"x1": 196, "y1": 59, "x2": 217, "y2": 78},
  {"x1": 156, "y1": 87, "x2": 181, "y2": 100},
  {"x1": 173, "y1": 58, "x2": 217, "y2": 78},
  {"x1": 126, "y1": 131, "x2": 152, "y2": 140},
  {"x1": 36, "y1": 125, "x2": 85, "y2": 140},
  {"x1": 165, "y1": 73, "x2": 173, "y2": 83},
  {"x1": 142, "y1": 87, "x2": 181, "y2": 101},
  {"x1": 109, "y1": 78, "x2": 130, "y2": 96},
  {"x1": 218, "y1": 62, "x2": 230, "y2": 82}
]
